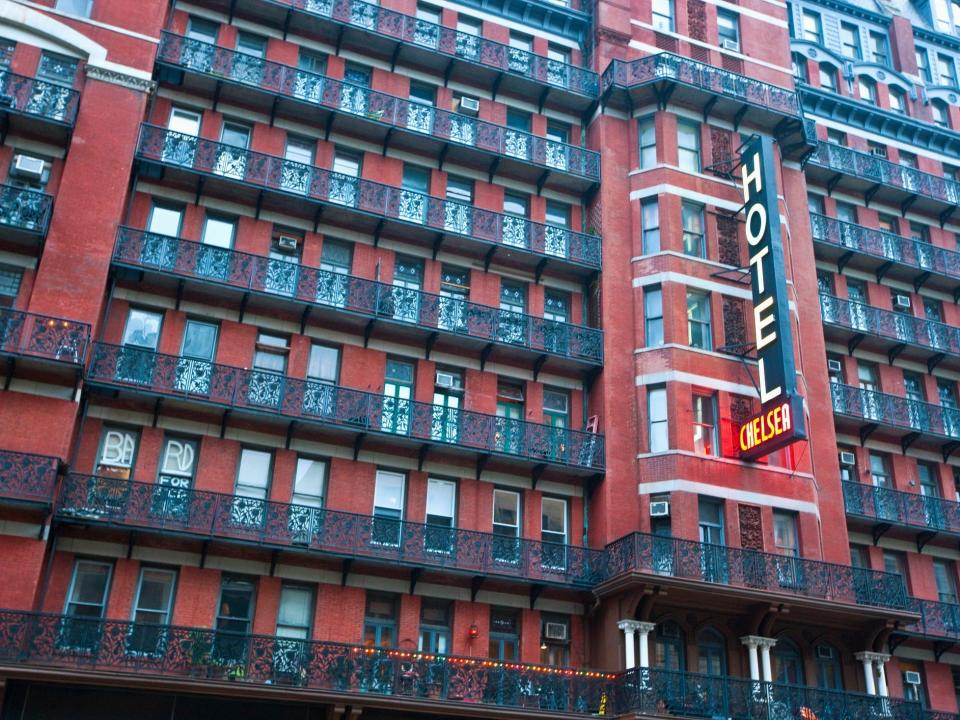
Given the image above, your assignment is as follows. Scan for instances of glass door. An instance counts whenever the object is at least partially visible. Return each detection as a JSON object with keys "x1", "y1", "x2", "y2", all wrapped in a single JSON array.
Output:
[
  {"x1": 382, "y1": 359, "x2": 413, "y2": 435},
  {"x1": 698, "y1": 498, "x2": 728, "y2": 583},
  {"x1": 231, "y1": 448, "x2": 271, "y2": 529},
  {"x1": 540, "y1": 497, "x2": 567, "y2": 570},
  {"x1": 294, "y1": 50, "x2": 326, "y2": 102},
  {"x1": 543, "y1": 290, "x2": 569, "y2": 354},
  {"x1": 280, "y1": 137, "x2": 314, "y2": 194},
  {"x1": 163, "y1": 107, "x2": 201, "y2": 165},
  {"x1": 176, "y1": 319, "x2": 217, "y2": 394},
  {"x1": 424, "y1": 478, "x2": 456, "y2": 553},
  {"x1": 545, "y1": 122, "x2": 569, "y2": 171},
  {"x1": 248, "y1": 333, "x2": 288, "y2": 408},
  {"x1": 289, "y1": 457, "x2": 325, "y2": 543},
  {"x1": 372, "y1": 470, "x2": 404, "y2": 546},
  {"x1": 495, "y1": 382, "x2": 524, "y2": 455},
  {"x1": 152, "y1": 436, "x2": 198, "y2": 520},
  {"x1": 215, "y1": 121, "x2": 251, "y2": 179},
  {"x1": 399, "y1": 165, "x2": 430, "y2": 224},
  {"x1": 265, "y1": 231, "x2": 302, "y2": 296},
  {"x1": 502, "y1": 193, "x2": 528, "y2": 248},
  {"x1": 940, "y1": 380, "x2": 960, "y2": 437},
  {"x1": 118, "y1": 308, "x2": 162, "y2": 384},
  {"x1": 197, "y1": 215, "x2": 234, "y2": 280},
  {"x1": 497, "y1": 282, "x2": 527, "y2": 345},
  {"x1": 329, "y1": 150, "x2": 360, "y2": 207},
  {"x1": 184, "y1": 16, "x2": 218, "y2": 71},
  {"x1": 407, "y1": 81, "x2": 435, "y2": 133},
  {"x1": 340, "y1": 63, "x2": 370, "y2": 115},
  {"x1": 316, "y1": 239, "x2": 351, "y2": 307},
  {"x1": 846, "y1": 280, "x2": 869, "y2": 332},
  {"x1": 232, "y1": 32, "x2": 266, "y2": 85},
  {"x1": 444, "y1": 175, "x2": 473, "y2": 234},
  {"x1": 858, "y1": 363, "x2": 881, "y2": 421},
  {"x1": 505, "y1": 109, "x2": 531, "y2": 160},
  {"x1": 390, "y1": 256, "x2": 423, "y2": 323},
  {"x1": 544, "y1": 201, "x2": 569, "y2": 258},
  {"x1": 438, "y1": 265, "x2": 469, "y2": 332},
  {"x1": 141, "y1": 204, "x2": 183, "y2": 270},
  {"x1": 127, "y1": 568, "x2": 176, "y2": 656},
  {"x1": 903, "y1": 373, "x2": 928, "y2": 430},
  {"x1": 543, "y1": 388, "x2": 568, "y2": 462},
  {"x1": 919, "y1": 464, "x2": 945, "y2": 530},
  {"x1": 215, "y1": 576, "x2": 255, "y2": 663},
  {"x1": 773, "y1": 511, "x2": 802, "y2": 589},
  {"x1": 492, "y1": 489, "x2": 521, "y2": 564}
]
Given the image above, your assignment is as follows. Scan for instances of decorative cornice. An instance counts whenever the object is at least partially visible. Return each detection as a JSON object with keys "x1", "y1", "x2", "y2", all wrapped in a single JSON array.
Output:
[
  {"x1": 794, "y1": 0, "x2": 890, "y2": 26},
  {"x1": 915, "y1": 27, "x2": 960, "y2": 53},
  {"x1": 84, "y1": 64, "x2": 156, "y2": 93}
]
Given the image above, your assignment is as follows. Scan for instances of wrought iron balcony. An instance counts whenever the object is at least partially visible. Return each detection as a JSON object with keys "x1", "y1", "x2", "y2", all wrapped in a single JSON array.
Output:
[
  {"x1": 820, "y1": 294, "x2": 960, "y2": 368},
  {"x1": 806, "y1": 142, "x2": 960, "y2": 221},
  {"x1": 602, "y1": 531, "x2": 909, "y2": 610},
  {"x1": 113, "y1": 228, "x2": 602, "y2": 372},
  {"x1": 831, "y1": 383, "x2": 960, "y2": 451},
  {"x1": 600, "y1": 53, "x2": 813, "y2": 161},
  {"x1": 0, "y1": 612, "x2": 924, "y2": 719},
  {"x1": 905, "y1": 596, "x2": 960, "y2": 641},
  {"x1": 0, "y1": 185, "x2": 53, "y2": 239},
  {"x1": 0, "y1": 450, "x2": 59, "y2": 506},
  {"x1": 85, "y1": 343, "x2": 605, "y2": 474},
  {"x1": 842, "y1": 480, "x2": 960, "y2": 540},
  {"x1": 926, "y1": 713, "x2": 960, "y2": 720},
  {"x1": 0, "y1": 308, "x2": 89, "y2": 366},
  {"x1": 0, "y1": 70, "x2": 79, "y2": 127},
  {"x1": 156, "y1": 33, "x2": 599, "y2": 193},
  {"x1": 135, "y1": 125, "x2": 601, "y2": 278},
  {"x1": 810, "y1": 213, "x2": 960, "y2": 296},
  {"x1": 57, "y1": 474, "x2": 603, "y2": 588}
]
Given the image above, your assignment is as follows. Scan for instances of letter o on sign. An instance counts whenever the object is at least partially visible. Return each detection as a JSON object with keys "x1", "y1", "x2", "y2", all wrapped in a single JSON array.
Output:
[{"x1": 745, "y1": 203, "x2": 767, "y2": 246}]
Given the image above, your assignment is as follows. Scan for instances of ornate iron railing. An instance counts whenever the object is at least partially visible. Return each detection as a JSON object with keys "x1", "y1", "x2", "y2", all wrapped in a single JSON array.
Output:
[
  {"x1": 810, "y1": 213, "x2": 960, "y2": 281},
  {"x1": 58, "y1": 474, "x2": 604, "y2": 586},
  {"x1": 601, "y1": 53, "x2": 800, "y2": 116},
  {"x1": 820, "y1": 294, "x2": 960, "y2": 356},
  {"x1": 136, "y1": 125, "x2": 601, "y2": 270},
  {"x1": 113, "y1": 227, "x2": 603, "y2": 365},
  {"x1": 0, "y1": 309, "x2": 89, "y2": 365},
  {"x1": 157, "y1": 33, "x2": 600, "y2": 181},
  {"x1": 603, "y1": 532, "x2": 909, "y2": 610},
  {"x1": 0, "y1": 450, "x2": 59, "y2": 504},
  {"x1": 808, "y1": 143, "x2": 960, "y2": 206},
  {"x1": 842, "y1": 480, "x2": 960, "y2": 536},
  {"x1": 267, "y1": 0, "x2": 598, "y2": 97},
  {"x1": 0, "y1": 184, "x2": 53, "y2": 236},
  {"x1": 906, "y1": 597, "x2": 960, "y2": 641},
  {"x1": 85, "y1": 343, "x2": 605, "y2": 471},
  {"x1": 831, "y1": 383, "x2": 960, "y2": 442},
  {"x1": 0, "y1": 71, "x2": 79, "y2": 125},
  {"x1": 925, "y1": 713, "x2": 960, "y2": 720}
]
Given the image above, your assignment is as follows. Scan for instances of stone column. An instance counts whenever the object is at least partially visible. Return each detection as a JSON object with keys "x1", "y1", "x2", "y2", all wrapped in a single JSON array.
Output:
[
  {"x1": 618, "y1": 620, "x2": 641, "y2": 669},
  {"x1": 757, "y1": 638, "x2": 777, "y2": 682},
  {"x1": 855, "y1": 652, "x2": 878, "y2": 695},
  {"x1": 740, "y1": 636, "x2": 760, "y2": 681},
  {"x1": 636, "y1": 621, "x2": 656, "y2": 668}
]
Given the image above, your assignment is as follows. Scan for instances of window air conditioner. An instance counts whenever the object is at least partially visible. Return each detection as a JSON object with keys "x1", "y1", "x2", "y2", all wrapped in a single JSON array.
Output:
[
  {"x1": 436, "y1": 371, "x2": 460, "y2": 389},
  {"x1": 458, "y1": 96, "x2": 480, "y2": 115},
  {"x1": 12, "y1": 155, "x2": 45, "y2": 182},
  {"x1": 904, "y1": 671, "x2": 922, "y2": 686},
  {"x1": 721, "y1": 39, "x2": 740, "y2": 51},
  {"x1": 895, "y1": 294, "x2": 911, "y2": 308},
  {"x1": 276, "y1": 234, "x2": 299, "y2": 252},
  {"x1": 816, "y1": 645, "x2": 834, "y2": 659},
  {"x1": 827, "y1": 359, "x2": 843, "y2": 373},
  {"x1": 650, "y1": 500, "x2": 670, "y2": 517},
  {"x1": 839, "y1": 451, "x2": 856, "y2": 467},
  {"x1": 544, "y1": 622, "x2": 568, "y2": 641}
]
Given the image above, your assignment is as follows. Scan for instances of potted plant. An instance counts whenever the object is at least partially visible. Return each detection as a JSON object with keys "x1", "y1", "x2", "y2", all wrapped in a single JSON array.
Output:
[{"x1": 188, "y1": 631, "x2": 213, "y2": 677}]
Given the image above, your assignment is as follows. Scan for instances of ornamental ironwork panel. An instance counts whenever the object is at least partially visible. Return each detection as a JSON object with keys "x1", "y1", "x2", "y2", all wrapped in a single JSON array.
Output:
[
  {"x1": 0, "y1": 185, "x2": 53, "y2": 235},
  {"x1": 112, "y1": 228, "x2": 603, "y2": 364},
  {"x1": 0, "y1": 450, "x2": 58, "y2": 504},
  {"x1": 907, "y1": 597, "x2": 960, "y2": 640},
  {"x1": 0, "y1": 309, "x2": 89, "y2": 364},
  {"x1": 85, "y1": 343, "x2": 606, "y2": 471},
  {"x1": 831, "y1": 383, "x2": 960, "y2": 441},
  {"x1": 0, "y1": 71, "x2": 80, "y2": 125},
  {"x1": 842, "y1": 481, "x2": 960, "y2": 536}
]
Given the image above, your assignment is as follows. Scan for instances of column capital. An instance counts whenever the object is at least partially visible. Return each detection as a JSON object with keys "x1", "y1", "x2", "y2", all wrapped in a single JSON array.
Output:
[
  {"x1": 617, "y1": 619, "x2": 643, "y2": 633},
  {"x1": 854, "y1": 651, "x2": 891, "y2": 663},
  {"x1": 741, "y1": 635, "x2": 777, "y2": 648}
]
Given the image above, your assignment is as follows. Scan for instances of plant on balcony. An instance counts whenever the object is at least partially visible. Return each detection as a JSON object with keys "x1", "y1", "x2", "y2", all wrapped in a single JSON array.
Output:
[{"x1": 187, "y1": 631, "x2": 213, "y2": 676}]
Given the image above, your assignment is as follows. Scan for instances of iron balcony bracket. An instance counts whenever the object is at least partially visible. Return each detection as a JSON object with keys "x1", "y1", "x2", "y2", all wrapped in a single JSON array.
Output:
[{"x1": 871, "y1": 522, "x2": 891, "y2": 545}]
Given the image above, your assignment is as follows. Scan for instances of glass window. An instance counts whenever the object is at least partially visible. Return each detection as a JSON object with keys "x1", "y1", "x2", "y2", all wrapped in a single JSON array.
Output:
[
  {"x1": 0, "y1": 265, "x2": 22, "y2": 307},
  {"x1": 644, "y1": 286, "x2": 664, "y2": 347},
  {"x1": 642, "y1": 198, "x2": 660, "y2": 254},
  {"x1": 65, "y1": 560, "x2": 112, "y2": 618},
  {"x1": 677, "y1": 120, "x2": 701, "y2": 172},
  {"x1": 419, "y1": 598, "x2": 451, "y2": 654},
  {"x1": 489, "y1": 608, "x2": 519, "y2": 660},
  {"x1": 447, "y1": 175, "x2": 473, "y2": 204},
  {"x1": 333, "y1": 149, "x2": 362, "y2": 177},
  {"x1": 426, "y1": 477, "x2": 456, "y2": 528},
  {"x1": 858, "y1": 77, "x2": 877, "y2": 102},
  {"x1": 96, "y1": 426, "x2": 139, "y2": 479},
  {"x1": 889, "y1": 87, "x2": 907, "y2": 114},
  {"x1": 37, "y1": 52, "x2": 78, "y2": 86},
  {"x1": 541, "y1": 497, "x2": 567, "y2": 545},
  {"x1": 934, "y1": 560, "x2": 958, "y2": 603},
  {"x1": 237, "y1": 32, "x2": 266, "y2": 57},
  {"x1": 696, "y1": 628, "x2": 726, "y2": 676},
  {"x1": 122, "y1": 308, "x2": 162, "y2": 350},
  {"x1": 217, "y1": 575, "x2": 255, "y2": 646},
  {"x1": 802, "y1": 10, "x2": 823, "y2": 43},
  {"x1": 254, "y1": 332, "x2": 288, "y2": 373},
  {"x1": 157, "y1": 436, "x2": 198, "y2": 497},
  {"x1": 639, "y1": 117, "x2": 656, "y2": 168},
  {"x1": 692, "y1": 394, "x2": 717, "y2": 455},
  {"x1": 235, "y1": 447, "x2": 271, "y2": 500},
  {"x1": 718, "y1": 10, "x2": 739, "y2": 49},
  {"x1": 652, "y1": 0, "x2": 674, "y2": 31},
  {"x1": 939, "y1": 54, "x2": 958, "y2": 87},
  {"x1": 540, "y1": 613, "x2": 570, "y2": 666},
  {"x1": 298, "y1": 49, "x2": 326, "y2": 75},
  {"x1": 648, "y1": 385, "x2": 668, "y2": 452},
  {"x1": 364, "y1": 592, "x2": 397, "y2": 647},
  {"x1": 687, "y1": 290, "x2": 712, "y2": 350},
  {"x1": 840, "y1": 23, "x2": 861, "y2": 59},
  {"x1": 308, "y1": 344, "x2": 339, "y2": 382},
  {"x1": 933, "y1": 100, "x2": 951, "y2": 128},
  {"x1": 773, "y1": 511, "x2": 798, "y2": 556},
  {"x1": 373, "y1": 470, "x2": 405, "y2": 520},
  {"x1": 917, "y1": 49, "x2": 932, "y2": 83},
  {"x1": 869, "y1": 31, "x2": 888, "y2": 65},
  {"x1": 277, "y1": 584, "x2": 314, "y2": 639},
  {"x1": 792, "y1": 53, "x2": 808, "y2": 82},
  {"x1": 504, "y1": 192, "x2": 528, "y2": 218},
  {"x1": 131, "y1": 568, "x2": 176, "y2": 626},
  {"x1": 682, "y1": 202, "x2": 705, "y2": 257},
  {"x1": 493, "y1": 488, "x2": 521, "y2": 537},
  {"x1": 293, "y1": 457, "x2": 325, "y2": 508},
  {"x1": 55, "y1": 0, "x2": 93, "y2": 15},
  {"x1": 201, "y1": 214, "x2": 235, "y2": 248},
  {"x1": 819, "y1": 63, "x2": 837, "y2": 91}
]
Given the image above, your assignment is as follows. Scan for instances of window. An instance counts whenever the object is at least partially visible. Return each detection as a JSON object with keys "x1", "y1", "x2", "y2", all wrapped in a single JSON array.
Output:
[
  {"x1": 935, "y1": 560, "x2": 958, "y2": 603},
  {"x1": 419, "y1": 598, "x2": 451, "y2": 653},
  {"x1": 541, "y1": 497, "x2": 568, "y2": 545},
  {"x1": 55, "y1": 0, "x2": 92, "y2": 16},
  {"x1": 869, "y1": 30, "x2": 888, "y2": 65},
  {"x1": 373, "y1": 469, "x2": 405, "y2": 545},
  {"x1": 61, "y1": 560, "x2": 112, "y2": 649},
  {"x1": 492, "y1": 488, "x2": 521, "y2": 563},
  {"x1": 648, "y1": 385, "x2": 668, "y2": 452},
  {"x1": 425, "y1": 477, "x2": 456, "y2": 551},
  {"x1": 815, "y1": 644, "x2": 843, "y2": 690},
  {"x1": 792, "y1": 53, "x2": 808, "y2": 82},
  {"x1": 216, "y1": 576, "x2": 255, "y2": 661},
  {"x1": 508, "y1": 32, "x2": 532, "y2": 73},
  {"x1": 889, "y1": 87, "x2": 907, "y2": 114},
  {"x1": 681, "y1": 202, "x2": 705, "y2": 257},
  {"x1": 201, "y1": 214, "x2": 235, "y2": 248},
  {"x1": 122, "y1": 307, "x2": 162, "y2": 351},
  {"x1": 540, "y1": 613, "x2": 570, "y2": 666},
  {"x1": 802, "y1": 10, "x2": 823, "y2": 43},
  {"x1": 0, "y1": 265, "x2": 21, "y2": 308},
  {"x1": 652, "y1": 0, "x2": 674, "y2": 31},
  {"x1": 156, "y1": 436, "x2": 198, "y2": 511},
  {"x1": 447, "y1": 175, "x2": 473, "y2": 204},
  {"x1": 718, "y1": 10, "x2": 740, "y2": 50},
  {"x1": 489, "y1": 608, "x2": 519, "y2": 660},
  {"x1": 277, "y1": 584, "x2": 314, "y2": 639},
  {"x1": 773, "y1": 511, "x2": 798, "y2": 557},
  {"x1": 293, "y1": 457, "x2": 325, "y2": 508},
  {"x1": 639, "y1": 117, "x2": 656, "y2": 168},
  {"x1": 96, "y1": 426, "x2": 139, "y2": 480},
  {"x1": 826, "y1": 128, "x2": 846, "y2": 145},
  {"x1": 687, "y1": 290, "x2": 712, "y2": 350},
  {"x1": 505, "y1": 109, "x2": 531, "y2": 160},
  {"x1": 882, "y1": 550, "x2": 905, "y2": 579},
  {"x1": 939, "y1": 54, "x2": 958, "y2": 88},
  {"x1": 840, "y1": 23, "x2": 861, "y2": 59},
  {"x1": 933, "y1": 0, "x2": 960, "y2": 34},
  {"x1": 933, "y1": 100, "x2": 951, "y2": 128},
  {"x1": 858, "y1": 76, "x2": 877, "y2": 103},
  {"x1": 901, "y1": 150, "x2": 918, "y2": 169},
  {"x1": 37, "y1": 52, "x2": 78, "y2": 86},
  {"x1": 677, "y1": 120, "x2": 701, "y2": 172},
  {"x1": 644, "y1": 286, "x2": 664, "y2": 346},
  {"x1": 641, "y1": 198, "x2": 660, "y2": 254},
  {"x1": 692, "y1": 393, "x2": 717, "y2": 455},
  {"x1": 364, "y1": 592, "x2": 398, "y2": 647},
  {"x1": 918, "y1": 49, "x2": 932, "y2": 83},
  {"x1": 128, "y1": 567, "x2": 176, "y2": 655},
  {"x1": 696, "y1": 628, "x2": 726, "y2": 676},
  {"x1": 234, "y1": 448, "x2": 272, "y2": 525},
  {"x1": 819, "y1": 63, "x2": 837, "y2": 91}
]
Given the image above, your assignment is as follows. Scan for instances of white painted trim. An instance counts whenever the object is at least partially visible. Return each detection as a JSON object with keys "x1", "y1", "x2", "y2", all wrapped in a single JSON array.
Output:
[
  {"x1": 637, "y1": 479, "x2": 820, "y2": 517},
  {"x1": 635, "y1": 343, "x2": 758, "y2": 366},
  {"x1": 629, "y1": 163, "x2": 740, "y2": 189},
  {"x1": 632, "y1": 270, "x2": 754, "y2": 299},
  {"x1": 635, "y1": 369, "x2": 759, "y2": 396},
  {"x1": 638, "y1": 449, "x2": 815, "y2": 479},
  {"x1": 629, "y1": 184, "x2": 744, "y2": 212},
  {"x1": 0, "y1": 519, "x2": 44, "y2": 538},
  {"x1": 14, "y1": 0, "x2": 159, "y2": 43},
  {"x1": 627, "y1": 38, "x2": 791, "y2": 76}
]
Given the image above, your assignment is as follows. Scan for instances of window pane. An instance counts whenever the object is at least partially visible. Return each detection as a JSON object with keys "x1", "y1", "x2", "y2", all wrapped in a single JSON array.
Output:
[
  {"x1": 237, "y1": 449, "x2": 271, "y2": 494},
  {"x1": 493, "y1": 489, "x2": 519, "y2": 528},
  {"x1": 294, "y1": 458, "x2": 325, "y2": 502},
  {"x1": 374, "y1": 471, "x2": 405, "y2": 512}
]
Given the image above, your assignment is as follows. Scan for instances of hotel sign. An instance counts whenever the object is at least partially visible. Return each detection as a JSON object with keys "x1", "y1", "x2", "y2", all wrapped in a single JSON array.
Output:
[{"x1": 737, "y1": 136, "x2": 806, "y2": 460}]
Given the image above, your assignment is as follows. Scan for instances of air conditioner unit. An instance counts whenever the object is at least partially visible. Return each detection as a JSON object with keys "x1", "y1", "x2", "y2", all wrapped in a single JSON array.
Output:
[
  {"x1": 650, "y1": 500, "x2": 670, "y2": 517},
  {"x1": 721, "y1": 39, "x2": 740, "y2": 51},
  {"x1": 458, "y1": 96, "x2": 480, "y2": 115},
  {"x1": 276, "y1": 234, "x2": 299, "y2": 252},
  {"x1": 544, "y1": 622, "x2": 568, "y2": 641},
  {"x1": 904, "y1": 671, "x2": 922, "y2": 686},
  {"x1": 11, "y1": 155, "x2": 45, "y2": 181},
  {"x1": 828, "y1": 359, "x2": 843, "y2": 373},
  {"x1": 436, "y1": 371, "x2": 461, "y2": 389},
  {"x1": 816, "y1": 645, "x2": 834, "y2": 659},
  {"x1": 839, "y1": 451, "x2": 856, "y2": 467},
  {"x1": 870, "y1": 146, "x2": 888, "y2": 158},
  {"x1": 895, "y1": 294, "x2": 911, "y2": 308}
]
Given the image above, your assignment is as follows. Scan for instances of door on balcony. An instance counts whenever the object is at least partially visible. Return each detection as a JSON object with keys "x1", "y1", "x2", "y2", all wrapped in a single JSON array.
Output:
[
  {"x1": 163, "y1": 107, "x2": 201, "y2": 165},
  {"x1": 266, "y1": 230, "x2": 301, "y2": 296},
  {"x1": 407, "y1": 81, "x2": 435, "y2": 133},
  {"x1": 363, "y1": 593, "x2": 398, "y2": 650},
  {"x1": 495, "y1": 381, "x2": 524, "y2": 455},
  {"x1": 304, "y1": 343, "x2": 339, "y2": 417},
  {"x1": 413, "y1": 3, "x2": 441, "y2": 47},
  {"x1": 540, "y1": 496, "x2": 567, "y2": 571},
  {"x1": 919, "y1": 463, "x2": 945, "y2": 530},
  {"x1": 890, "y1": 288, "x2": 916, "y2": 343},
  {"x1": 827, "y1": 353, "x2": 846, "y2": 413},
  {"x1": 502, "y1": 193, "x2": 529, "y2": 248},
  {"x1": 939, "y1": 380, "x2": 960, "y2": 437},
  {"x1": 153, "y1": 436, "x2": 198, "y2": 520},
  {"x1": 231, "y1": 448, "x2": 271, "y2": 529},
  {"x1": 197, "y1": 214, "x2": 235, "y2": 280},
  {"x1": 382, "y1": 359, "x2": 413, "y2": 435},
  {"x1": 857, "y1": 362, "x2": 881, "y2": 421},
  {"x1": 498, "y1": 282, "x2": 526, "y2": 345},
  {"x1": 289, "y1": 457, "x2": 326, "y2": 544},
  {"x1": 233, "y1": 32, "x2": 266, "y2": 85},
  {"x1": 90, "y1": 427, "x2": 139, "y2": 515},
  {"x1": 141, "y1": 203, "x2": 183, "y2": 269},
  {"x1": 340, "y1": 62, "x2": 370, "y2": 115},
  {"x1": 814, "y1": 644, "x2": 843, "y2": 690},
  {"x1": 424, "y1": 477, "x2": 456, "y2": 554},
  {"x1": 280, "y1": 137, "x2": 315, "y2": 195},
  {"x1": 489, "y1": 608, "x2": 520, "y2": 660},
  {"x1": 432, "y1": 368, "x2": 462, "y2": 443},
  {"x1": 772, "y1": 510, "x2": 801, "y2": 589},
  {"x1": 651, "y1": 514, "x2": 673, "y2": 575},
  {"x1": 176, "y1": 319, "x2": 217, "y2": 395},
  {"x1": 876, "y1": 213, "x2": 902, "y2": 260},
  {"x1": 654, "y1": 621, "x2": 685, "y2": 671},
  {"x1": 904, "y1": 372, "x2": 928, "y2": 430},
  {"x1": 817, "y1": 271, "x2": 837, "y2": 323},
  {"x1": 317, "y1": 239, "x2": 352, "y2": 307},
  {"x1": 127, "y1": 567, "x2": 176, "y2": 656},
  {"x1": 505, "y1": 109, "x2": 531, "y2": 160},
  {"x1": 330, "y1": 149, "x2": 361, "y2": 207},
  {"x1": 900, "y1": 662, "x2": 927, "y2": 707},
  {"x1": 274, "y1": 584, "x2": 314, "y2": 680},
  {"x1": 695, "y1": 628, "x2": 727, "y2": 677},
  {"x1": 845, "y1": 279, "x2": 869, "y2": 332},
  {"x1": 30, "y1": 52, "x2": 77, "y2": 121},
  {"x1": 934, "y1": 559, "x2": 958, "y2": 604},
  {"x1": 60, "y1": 560, "x2": 112, "y2": 651},
  {"x1": 924, "y1": 298, "x2": 947, "y2": 350},
  {"x1": 294, "y1": 49, "x2": 326, "y2": 102},
  {"x1": 215, "y1": 121, "x2": 251, "y2": 179},
  {"x1": 772, "y1": 639, "x2": 805, "y2": 685},
  {"x1": 419, "y1": 598, "x2": 451, "y2": 654},
  {"x1": 184, "y1": 16, "x2": 217, "y2": 71},
  {"x1": 399, "y1": 165, "x2": 430, "y2": 225},
  {"x1": 835, "y1": 201, "x2": 857, "y2": 248},
  {"x1": 492, "y1": 488, "x2": 521, "y2": 565},
  {"x1": 372, "y1": 470, "x2": 404, "y2": 546},
  {"x1": 444, "y1": 175, "x2": 473, "y2": 234},
  {"x1": 438, "y1": 265, "x2": 469, "y2": 332},
  {"x1": 215, "y1": 576, "x2": 255, "y2": 663},
  {"x1": 544, "y1": 201, "x2": 570, "y2": 259},
  {"x1": 543, "y1": 290, "x2": 570, "y2": 355},
  {"x1": 118, "y1": 308, "x2": 162, "y2": 384},
  {"x1": 545, "y1": 122, "x2": 570, "y2": 172},
  {"x1": 249, "y1": 332, "x2": 288, "y2": 408},
  {"x1": 543, "y1": 388, "x2": 569, "y2": 463},
  {"x1": 390, "y1": 255, "x2": 423, "y2": 322},
  {"x1": 850, "y1": 543, "x2": 872, "y2": 604},
  {"x1": 698, "y1": 498, "x2": 727, "y2": 584},
  {"x1": 869, "y1": 453, "x2": 896, "y2": 521},
  {"x1": 911, "y1": 221, "x2": 935, "y2": 270}
]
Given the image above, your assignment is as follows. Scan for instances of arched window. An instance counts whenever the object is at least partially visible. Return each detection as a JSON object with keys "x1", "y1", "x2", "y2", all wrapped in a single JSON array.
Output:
[
  {"x1": 859, "y1": 76, "x2": 878, "y2": 102},
  {"x1": 814, "y1": 643, "x2": 844, "y2": 689},
  {"x1": 655, "y1": 620, "x2": 685, "y2": 671},
  {"x1": 773, "y1": 638, "x2": 805, "y2": 685},
  {"x1": 889, "y1": 87, "x2": 908, "y2": 115},
  {"x1": 819, "y1": 63, "x2": 837, "y2": 91},
  {"x1": 696, "y1": 627, "x2": 727, "y2": 676},
  {"x1": 933, "y1": 99, "x2": 952, "y2": 129}
]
